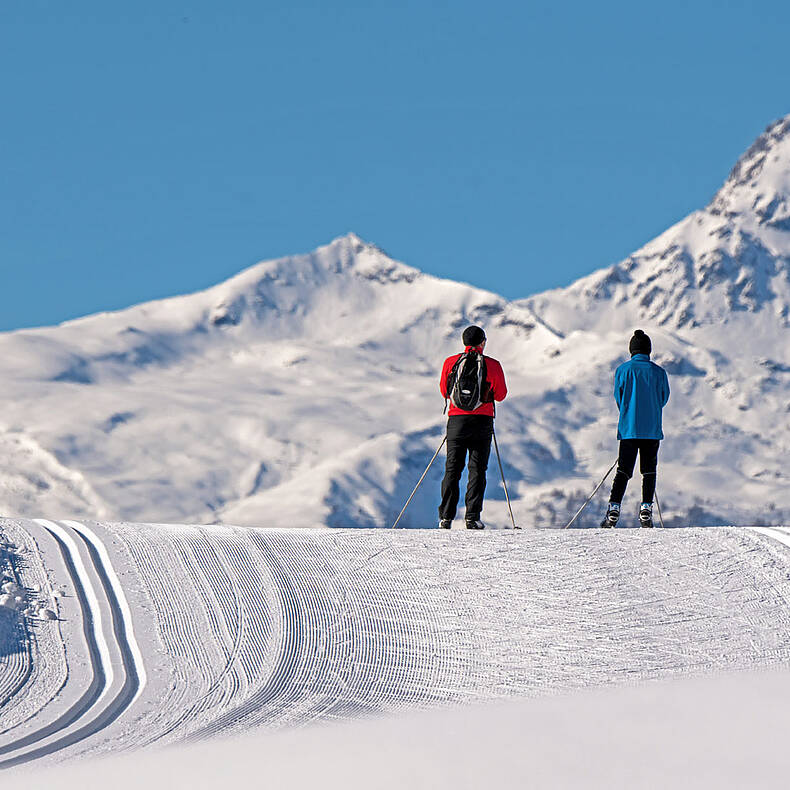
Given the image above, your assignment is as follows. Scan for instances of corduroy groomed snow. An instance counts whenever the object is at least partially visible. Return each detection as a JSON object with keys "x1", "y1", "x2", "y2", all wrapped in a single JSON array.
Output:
[{"x1": 629, "y1": 329, "x2": 652, "y2": 356}]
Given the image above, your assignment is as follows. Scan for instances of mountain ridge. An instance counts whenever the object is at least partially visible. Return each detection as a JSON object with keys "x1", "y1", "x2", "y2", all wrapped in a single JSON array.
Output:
[
  {"x1": 1, "y1": 116, "x2": 790, "y2": 528},
  {"x1": 526, "y1": 115, "x2": 790, "y2": 334}
]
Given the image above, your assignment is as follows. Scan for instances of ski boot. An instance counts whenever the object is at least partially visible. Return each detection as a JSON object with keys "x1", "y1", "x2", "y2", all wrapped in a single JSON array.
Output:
[
  {"x1": 600, "y1": 502, "x2": 620, "y2": 528},
  {"x1": 639, "y1": 503, "x2": 654, "y2": 528},
  {"x1": 439, "y1": 519, "x2": 452, "y2": 530},
  {"x1": 465, "y1": 518, "x2": 485, "y2": 530}
]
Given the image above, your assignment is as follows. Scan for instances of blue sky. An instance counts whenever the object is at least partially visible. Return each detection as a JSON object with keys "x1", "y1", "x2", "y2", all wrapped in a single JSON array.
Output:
[{"x1": 1, "y1": 0, "x2": 788, "y2": 331}]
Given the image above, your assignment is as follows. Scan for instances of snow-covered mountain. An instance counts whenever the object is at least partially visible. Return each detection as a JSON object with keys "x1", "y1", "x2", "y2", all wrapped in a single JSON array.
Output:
[{"x1": 1, "y1": 116, "x2": 790, "y2": 528}]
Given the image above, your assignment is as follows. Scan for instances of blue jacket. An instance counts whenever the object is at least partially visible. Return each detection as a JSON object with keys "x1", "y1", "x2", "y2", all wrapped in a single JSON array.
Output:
[{"x1": 614, "y1": 354, "x2": 670, "y2": 440}]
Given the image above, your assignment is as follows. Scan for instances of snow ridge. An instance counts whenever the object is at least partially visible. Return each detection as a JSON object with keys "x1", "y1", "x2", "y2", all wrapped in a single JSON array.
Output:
[
  {"x1": 1, "y1": 117, "x2": 790, "y2": 528},
  {"x1": 709, "y1": 116, "x2": 790, "y2": 225}
]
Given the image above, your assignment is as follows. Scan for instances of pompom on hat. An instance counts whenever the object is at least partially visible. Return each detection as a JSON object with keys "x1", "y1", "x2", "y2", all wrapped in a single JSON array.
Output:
[{"x1": 629, "y1": 329, "x2": 652, "y2": 356}]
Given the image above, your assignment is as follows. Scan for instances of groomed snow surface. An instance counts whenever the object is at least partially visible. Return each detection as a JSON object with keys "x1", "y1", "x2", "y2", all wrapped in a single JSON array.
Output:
[{"x1": 2, "y1": 518, "x2": 790, "y2": 787}]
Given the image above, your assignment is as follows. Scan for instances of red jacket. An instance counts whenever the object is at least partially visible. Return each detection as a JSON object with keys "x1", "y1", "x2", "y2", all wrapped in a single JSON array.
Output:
[{"x1": 440, "y1": 345, "x2": 508, "y2": 417}]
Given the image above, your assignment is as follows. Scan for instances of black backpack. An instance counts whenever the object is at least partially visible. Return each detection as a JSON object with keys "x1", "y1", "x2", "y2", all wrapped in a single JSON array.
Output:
[{"x1": 446, "y1": 350, "x2": 488, "y2": 411}]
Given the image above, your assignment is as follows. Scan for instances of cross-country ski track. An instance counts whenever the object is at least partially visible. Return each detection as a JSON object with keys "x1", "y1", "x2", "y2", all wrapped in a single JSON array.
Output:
[
  {"x1": 0, "y1": 520, "x2": 144, "y2": 768},
  {"x1": 2, "y1": 517, "x2": 790, "y2": 774}
]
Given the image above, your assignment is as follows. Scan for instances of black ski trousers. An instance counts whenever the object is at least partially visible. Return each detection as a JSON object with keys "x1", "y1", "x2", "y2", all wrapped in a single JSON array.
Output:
[
  {"x1": 609, "y1": 439, "x2": 660, "y2": 504},
  {"x1": 438, "y1": 415, "x2": 494, "y2": 522}
]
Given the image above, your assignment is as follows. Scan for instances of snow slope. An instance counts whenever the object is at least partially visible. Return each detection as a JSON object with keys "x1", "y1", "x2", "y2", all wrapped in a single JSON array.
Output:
[
  {"x1": 2, "y1": 517, "x2": 790, "y2": 774},
  {"x1": 1, "y1": 118, "x2": 790, "y2": 527},
  {"x1": 20, "y1": 667, "x2": 790, "y2": 790}
]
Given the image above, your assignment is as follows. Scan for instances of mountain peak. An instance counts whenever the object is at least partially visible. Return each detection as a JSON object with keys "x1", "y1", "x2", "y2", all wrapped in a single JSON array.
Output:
[
  {"x1": 332, "y1": 230, "x2": 367, "y2": 247},
  {"x1": 708, "y1": 115, "x2": 790, "y2": 228},
  {"x1": 325, "y1": 231, "x2": 385, "y2": 257},
  {"x1": 525, "y1": 115, "x2": 790, "y2": 333}
]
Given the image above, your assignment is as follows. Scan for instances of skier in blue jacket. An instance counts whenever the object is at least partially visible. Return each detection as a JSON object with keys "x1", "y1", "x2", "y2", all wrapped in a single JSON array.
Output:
[{"x1": 601, "y1": 330, "x2": 670, "y2": 528}]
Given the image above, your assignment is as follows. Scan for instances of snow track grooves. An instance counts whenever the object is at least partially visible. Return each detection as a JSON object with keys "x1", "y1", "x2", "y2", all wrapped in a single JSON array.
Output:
[
  {"x1": 186, "y1": 529, "x2": 449, "y2": 738},
  {"x1": 0, "y1": 521, "x2": 144, "y2": 769},
  {"x1": 151, "y1": 529, "x2": 273, "y2": 740},
  {"x1": 7, "y1": 523, "x2": 790, "y2": 765},
  {"x1": 64, "y1": 521, "x2": 147, "y2": 707},
  {"x1": 0, "y1": 627, "x2": 31, "y2": 726},
  {"x1": 0, "y1": 521, "x2": 109, "y2": 768},
  {"x1": 110, "y1": 526, "x2": 790, "y2": 750},
  {"x1": 0, "y1": 536, "x2": 33, "y2": 724}
]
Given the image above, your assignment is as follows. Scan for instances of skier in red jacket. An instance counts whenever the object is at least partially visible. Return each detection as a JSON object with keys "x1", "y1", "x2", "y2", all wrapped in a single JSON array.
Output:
[{"x1": 438, "y1": 325, "x2": 507, "y2": 529}]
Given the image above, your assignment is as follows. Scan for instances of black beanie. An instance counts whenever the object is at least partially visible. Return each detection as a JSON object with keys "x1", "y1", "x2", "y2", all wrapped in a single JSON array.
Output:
[
  {"x1": 462, "y1": 325, "x2": 486, "y2": 347},
  {"x1": 629, "y1": 329, "x2": 652, "y2": 356}
]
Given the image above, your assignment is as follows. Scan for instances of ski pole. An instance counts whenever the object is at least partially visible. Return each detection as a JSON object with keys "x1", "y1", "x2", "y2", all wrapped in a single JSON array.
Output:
[
  {"x1": 654, "y1": 491, "x2": 666, "y2": 529},
  {"x1": 563, "y1": 460, "x2": 618, "y2": 529},
  {"x1": 492, "y1": 430, "x2": 519, "y2": 529},
  {"x1": 391, "y1": 436, "x2": 447, "y2": 529}
]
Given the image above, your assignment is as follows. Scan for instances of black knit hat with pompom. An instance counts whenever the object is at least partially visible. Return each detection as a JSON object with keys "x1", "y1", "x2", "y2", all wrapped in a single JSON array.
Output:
[
  {"x1": 462, "y1": 325, "x2": 486, "y2": 347},
  {"x1": 629, "y1": 329, "x2": 652, "y2": 356}
]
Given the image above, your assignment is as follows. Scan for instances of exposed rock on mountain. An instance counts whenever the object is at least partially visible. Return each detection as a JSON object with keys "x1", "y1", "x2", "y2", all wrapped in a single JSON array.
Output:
[{"x1": 1, "y1": 117, "x2": 789, "y2": 528}]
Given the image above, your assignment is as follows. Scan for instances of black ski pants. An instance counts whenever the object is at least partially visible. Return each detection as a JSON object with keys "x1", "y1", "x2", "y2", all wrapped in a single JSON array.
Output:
[
  {"x1": 609, "y1": 439, "x2": 660, "y2": 504},
  {"x1": 438, "y1": 415, "x2": 493, "y2": 522}
]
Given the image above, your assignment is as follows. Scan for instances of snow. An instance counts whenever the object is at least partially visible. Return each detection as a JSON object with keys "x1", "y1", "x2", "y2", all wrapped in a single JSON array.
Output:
[
  {"x1": 3, "y1": 113, "x2": 790, "y2": 781},
  {"x1": 1, "y1": 516, "x2": 790, "y2": 784},
  {"x1": 0, "y1": 117, "x2": 788, "y2": 530},
  {"x1": 0, "y1": 521, "x2": 68, "y2": 743},
  {"x1": 15, "y1": 667, "x2": 790, "y2": 789},
  {"x1": 0, "y1": 118, "x2": 783, "y2": 530}
]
